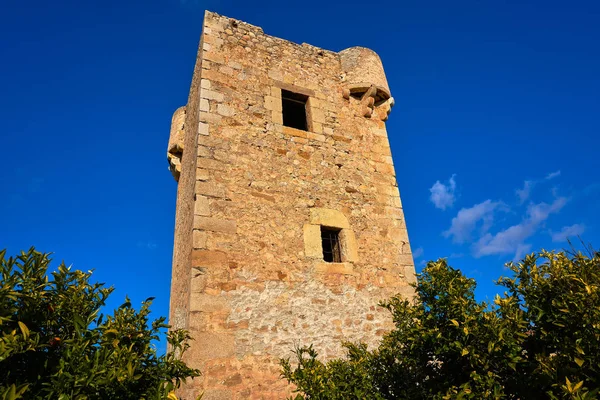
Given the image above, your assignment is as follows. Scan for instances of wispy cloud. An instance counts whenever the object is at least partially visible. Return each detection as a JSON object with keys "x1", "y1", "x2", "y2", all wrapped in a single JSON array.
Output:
[
  {"x1": 515, "y1": 171, "x2": 561, "y2": 204},
  {"x1": 550, "y1": 223, "x2": 585, "y2": 243},
  {"x1": 412, "y1": 247, "x2": 424, "y2": 259},
  {"x1": 473, "y1": 197, "x2": 568, "y2": 259},
  {"x1": 443, "y1": 200, "x2": 507, "y2": 244},
  {"x1": 545, "y1": 170, "x2": 561, "y2": 180},
  {"x1": 516, "y1": 180, "x2": 534, "y2": 204},
  {"x1": 429, "y1": 174, "x2": 457, "y2": 210}
]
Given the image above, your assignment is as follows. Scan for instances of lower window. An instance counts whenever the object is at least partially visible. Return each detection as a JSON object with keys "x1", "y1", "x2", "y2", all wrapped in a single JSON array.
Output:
[{"x1": 321, "y1": 227, "x2": 342, "y2": 263}]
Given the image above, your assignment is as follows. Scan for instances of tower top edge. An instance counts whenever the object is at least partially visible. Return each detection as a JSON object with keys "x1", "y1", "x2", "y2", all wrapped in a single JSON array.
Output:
[{"x1": 202, "y1": 10, "x2": 380, "y2": 58}]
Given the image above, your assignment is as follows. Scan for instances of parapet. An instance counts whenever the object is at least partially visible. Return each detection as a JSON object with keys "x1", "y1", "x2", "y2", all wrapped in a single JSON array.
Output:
[
  {"x1": 167, "y1": 106, "x2": 186, "y2": 181},
  {"x1": 339, "y1": 47, "x2": 391, "y2": 102}
]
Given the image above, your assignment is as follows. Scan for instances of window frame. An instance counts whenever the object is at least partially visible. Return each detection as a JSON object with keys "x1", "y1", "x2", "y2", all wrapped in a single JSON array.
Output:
[
  {"x1": 281, "y1": 89, "x2": 309, "y2": 131},
  {"x1": 321, "y1": 226, "x2": 342, "y2": 263}
]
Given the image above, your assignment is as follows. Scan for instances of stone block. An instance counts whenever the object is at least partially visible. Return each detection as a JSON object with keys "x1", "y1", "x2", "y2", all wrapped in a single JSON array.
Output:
[
  {"x1": 196, "y1": 167, "x2": 210, "y2": 181},
  {"x1": 303, "y1": 224, "x2": 322, "y2": 258},
  {"x1": 187, "y1": 332, "x2": 235, "y2": 360},
  {"x1": 340, "y1": 229, "x2": 359, "y2": 262},
  {"x1": 203, "y1": 51, "x2": 225, "y2": 65},
  {"x1": 264, "y1": 95, "x2": 282, "y2": 112},
  {"x1": 201, "y1": 78, "x2": 211, "y2": 89},
  {"x1": 194, "y1": 195, "x2": 210, "y2": 216},
  {"x1": 217, "y1": 104, "x2": 235, "y2": 117},
  {"x1": 315, "y1": 262, "x2": 356, "y2": 276},
  {"x1": 197, "y1": 145, "x2": 211, "y2": 158},
  {"x1": 201, "y1": 89, "x2": 224, "y2": 102},
  {"x1": 200, "y1": 98, "x2": 210, "y2": 112},
  {"x1": 270, "y1": 86, "x2": 281, "y2": 98},
  {"x1": 198, "y1": 122, "x2": 209, "y2": 136},
  {"x1": 375, "y1": 162, "x2": 396, "y2": 175},
  {"x1": 372, "y1": 144, "x2": 392, "y2": 156},
  {"x1": 309, "y1": 208, "x2": 350, "y2": 229},
  {"x1": 191, "y1": 249, "x2": 228, "y2": 267},
  {"x1": 272, "y1": 110, "x2": 283, "y2": 125},
  {"x1": 190, "y1": 293, "x2": 230, "y2": 312},
  {"x1": 198, "y1": 157, "x2": 228, "y2": 171},
  {"x1": 193, "y1": 229, "x2": 207, "y2": 249},
  {"x1": 282, "y1": 126, "x2": 307, "y2": 138},
  {"x1": 311, "y1": 107, "x2": 326, "y2": 123},
  {"x1": 311, "y1": 122, "x2": 322, "y2": 134},
  {"x1": 195, "y1": 181, "x2": 226, "y2": 198},
  {"x1": 202, "y1": 389, "x2": 233, "y2": 400},
  {"x1": 307, "y1": 132, "x2": 326, "y2": 142},
  {"x1": 199, "y1": 110, "x2": 222, "y2": 124},
  {"x1": 194, "y1": 217, "x2": 237, "y2": 233}
]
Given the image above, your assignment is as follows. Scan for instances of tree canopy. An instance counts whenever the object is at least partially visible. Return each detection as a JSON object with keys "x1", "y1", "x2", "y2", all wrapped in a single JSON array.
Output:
[
  {"x1": 282, "y1": 249, "x2": 600, "y2": 399},
  {"x1": 0, "y1": 248, "x2": 200, "y2": 400}
]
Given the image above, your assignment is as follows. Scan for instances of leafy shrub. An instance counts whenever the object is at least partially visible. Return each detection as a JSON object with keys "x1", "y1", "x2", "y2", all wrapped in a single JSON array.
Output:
[
  {"x1": 282, "y1": 249, "x2": 600, "y2": 399},
  {"x1": 0, "y1": 248, "x2": 200, "y2": 400}
]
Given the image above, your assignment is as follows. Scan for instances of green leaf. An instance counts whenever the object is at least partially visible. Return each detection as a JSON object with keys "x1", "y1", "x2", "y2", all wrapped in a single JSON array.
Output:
[{"x1": 17, "y1": 321, "x2": 29, "y2": 339}]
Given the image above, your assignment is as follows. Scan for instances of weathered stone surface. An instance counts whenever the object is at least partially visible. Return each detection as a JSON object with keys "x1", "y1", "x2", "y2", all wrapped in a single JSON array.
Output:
[
  {"x1": 309, "y1": 208, "x2": 350, "y2": 229},
  {"x1": 303, "y1": 224, "x2": 322, "y2": 258},
  {"x1": 192, "y1": 229, "x2": 207, "y2": 249},
  {"x1": 188, "y1": 332, "x2": 235, "y2": 359},
  {"x1": 194, "y1": 217, "x2": 237, "y2": 233},
  {"x1": 191, "y1": 249, "x2": 228, "y2": 267},
  {"x1": 194, "y1": 195, "x2": 210, "y2": 216},
  {"x1": 167, "y1": 10, "x2": 416, "y2": 399}
]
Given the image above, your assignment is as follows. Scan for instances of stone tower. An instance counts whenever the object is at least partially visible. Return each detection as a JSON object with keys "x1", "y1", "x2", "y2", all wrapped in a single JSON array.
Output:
[{"x1": 167, "y1": 11, "x2": 416, "y2": 399}]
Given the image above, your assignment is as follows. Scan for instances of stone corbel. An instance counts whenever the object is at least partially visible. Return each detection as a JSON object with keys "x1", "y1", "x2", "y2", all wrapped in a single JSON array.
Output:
[
  {"x1": 342, "y1": 84, "x2": 394, "y2": 120},
  {"x1": 168, "y1": 106, "x2": 186, "y2": 182}
]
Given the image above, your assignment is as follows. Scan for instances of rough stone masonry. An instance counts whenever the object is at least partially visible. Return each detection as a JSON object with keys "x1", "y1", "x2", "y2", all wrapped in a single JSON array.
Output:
[{"x1": 167, "y1": 10, "x2": 417, "y2": 399}]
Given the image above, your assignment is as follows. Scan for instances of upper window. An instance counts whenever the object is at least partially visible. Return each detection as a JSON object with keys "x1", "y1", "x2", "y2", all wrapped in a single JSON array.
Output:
[
  {"x1": 321, "y1": 227, "x2": 342, "y2": 263},
  {"x1": 281, "y1": 90, "x2": 308, "y2": 131}
]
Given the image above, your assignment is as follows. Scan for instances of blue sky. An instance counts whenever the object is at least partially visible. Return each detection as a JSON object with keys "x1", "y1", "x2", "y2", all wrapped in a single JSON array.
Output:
[{"x1": 1, "y1": 0, "x2": 599, "y2": 334}]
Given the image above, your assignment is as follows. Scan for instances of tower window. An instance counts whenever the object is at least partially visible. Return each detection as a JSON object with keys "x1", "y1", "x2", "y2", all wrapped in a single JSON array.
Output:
[
  {"x1": 321, "y1": 227, "x2": 342, "y2": 263},
  {"x1": 281, "y1": 90, "x2": 308, "y2": 131}
]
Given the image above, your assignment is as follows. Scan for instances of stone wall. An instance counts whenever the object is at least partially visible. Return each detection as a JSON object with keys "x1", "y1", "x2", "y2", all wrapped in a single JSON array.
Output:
[{"x1": 169, "y1": 11, "x2": 416, "y2": 400}]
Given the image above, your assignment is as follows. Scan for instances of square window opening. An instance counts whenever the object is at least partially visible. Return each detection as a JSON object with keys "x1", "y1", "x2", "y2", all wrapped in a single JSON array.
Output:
[
  {"x1": 281, "y1": 89, "x2": 308, "y2": 131},
  {"x1": 321, "y1": 227, "x2": 342, "y2": 263}
]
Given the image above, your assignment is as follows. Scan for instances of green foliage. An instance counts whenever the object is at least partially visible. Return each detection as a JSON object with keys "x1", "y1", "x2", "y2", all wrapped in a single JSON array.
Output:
[
  {"x1": 0, "y1": 248, "x2": 200, "y2": 400},
  {"x1": 282, "y1": 249, "x2": 600, "y2": 399}
]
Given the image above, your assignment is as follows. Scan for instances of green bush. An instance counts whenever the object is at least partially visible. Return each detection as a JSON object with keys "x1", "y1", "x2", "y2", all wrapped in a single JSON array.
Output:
[
  {"x1": 0, "y1": 248, "x2": 200, "y2": 400},
  {"x1": 282, "y1": 249, "x2": 600, "y2": 399}
]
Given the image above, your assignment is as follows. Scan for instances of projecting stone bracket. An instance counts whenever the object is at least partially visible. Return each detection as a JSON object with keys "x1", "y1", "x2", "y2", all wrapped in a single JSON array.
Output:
[
  {"x1": 167, "y1": 106, "x2": 186, "y2": 181},
  {"x1": 342, "y1": 84, "x2": 395, "y2": 120}
]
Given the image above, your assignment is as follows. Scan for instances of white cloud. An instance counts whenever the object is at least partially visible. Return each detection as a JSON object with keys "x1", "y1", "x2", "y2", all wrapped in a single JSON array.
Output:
[
  {"x1": 516, "y1": 180, "x2": 534, "y2": 204},
  {"x1": 412, "y1": 247, "x2": 424, "y2": 259},
  {"x1": 551, "y1": 224, "x2": 585, "y2": 243},
  {"x1": 429, "y1": 174, "x2": 457, "y2": 210},
  {"x1": 527, "y1": 197, "x2": 568, "y2": 224},
  {"x1": 443, "y1": 200, "x2": 506, "y2": 244},
  {"x1": 473, "y1": 197, "x2": 568, "y2": 259},
  {"x1": 515, "y1": 171, "x2": 562, "y2": 204},
  {"x1": 545, "y1": 170, "x2": 561, "y2": 180}
]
